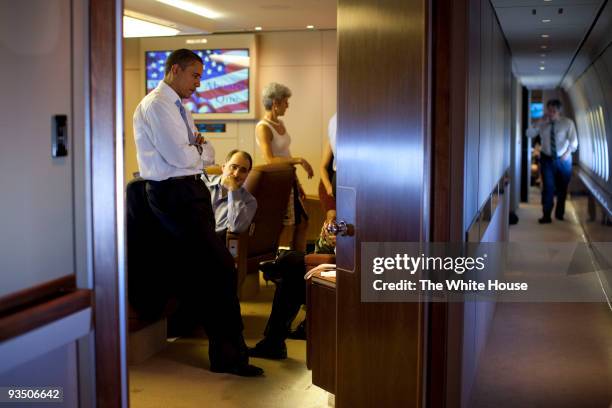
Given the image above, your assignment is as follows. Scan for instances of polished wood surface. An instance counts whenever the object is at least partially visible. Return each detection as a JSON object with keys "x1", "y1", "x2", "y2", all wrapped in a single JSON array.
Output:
[
  {"x1": 429, "y1": 0, "x2": 513, "y2": 405},
  {"x1": 90, "y1": 0, "x2": 124, "y2": 406},
  {"x1": 337, "y1": 0, "x2": 428, "y2": 406},
  {"x1": 429, "y1": 1, "x2": 470, "y2": 406},
  {"x1": 307, "y1": 277, "x2": 337, "y2": 394},
  {"x1": 0, "y1": 289, "x2": 91, "y2": 342},
  {"x1": 0, "y1": 275, "x2": 75, "y2": 316}
]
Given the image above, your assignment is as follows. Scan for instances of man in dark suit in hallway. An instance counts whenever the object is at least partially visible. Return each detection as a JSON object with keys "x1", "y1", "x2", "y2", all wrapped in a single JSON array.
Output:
[{"x1": 527, "y1": 99, "x2": 578, "y2": 224}]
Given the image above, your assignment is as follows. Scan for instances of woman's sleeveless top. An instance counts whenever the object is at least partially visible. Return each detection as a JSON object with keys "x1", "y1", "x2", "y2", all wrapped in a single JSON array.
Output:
[{"x1": 256, "y1": 119, "x2": 291, "y2": 158}]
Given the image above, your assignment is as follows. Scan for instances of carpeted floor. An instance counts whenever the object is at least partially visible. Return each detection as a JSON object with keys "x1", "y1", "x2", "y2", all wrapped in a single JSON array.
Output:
[
  {"x1": 470, "y1": 189, "x2": 612, "y2": 408},
  {"x1": 129, "y1": 281, "x2": 330, "y2": 408}
]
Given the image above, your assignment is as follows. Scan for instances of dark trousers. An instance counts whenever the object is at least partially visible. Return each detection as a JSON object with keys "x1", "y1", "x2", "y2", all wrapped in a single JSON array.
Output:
[
  {"x1": 540, "y1": 153, "x2": 572, "y2": 218},
  {"x1": 127, "y1": 177, "x2": 247, "y2": 367},
  {"x1": 263, "y1": 253, "x2": 307, "y2": 345}
]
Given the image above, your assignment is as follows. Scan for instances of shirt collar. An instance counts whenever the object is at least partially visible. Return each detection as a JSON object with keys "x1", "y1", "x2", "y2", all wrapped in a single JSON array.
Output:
[
  {"x1": 214, "y1": 176, "x2": 230, "y2": 199},
  {"x1": 211, "y1": 174, "x2": 223, "y2": 188},
  {"x1": 157, "y1": 80, "x2": 181, "y2": 104}
]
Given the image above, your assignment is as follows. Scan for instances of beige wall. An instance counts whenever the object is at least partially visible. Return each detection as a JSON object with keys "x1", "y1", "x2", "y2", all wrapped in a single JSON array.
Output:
[{"x1": 123, "y1": 30, "x2": 337, "y2": 195}]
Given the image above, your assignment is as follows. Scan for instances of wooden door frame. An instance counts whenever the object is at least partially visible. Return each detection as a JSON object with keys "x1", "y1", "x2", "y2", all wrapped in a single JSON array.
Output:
[
  {"x1": 428, "y1": 0, "x2": 470, "y2": 406},
  {"x1": 90, "y1": 0, "x2": 128, "y2": 406}
]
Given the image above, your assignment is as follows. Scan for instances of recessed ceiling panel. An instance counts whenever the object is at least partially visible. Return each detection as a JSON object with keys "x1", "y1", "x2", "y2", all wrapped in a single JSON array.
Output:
[
  {"x1": 125, "y1": 0, "x2": 337, "y2": 34},
  {"x1": 493, "y1": 0, "x2": 604, "y2": 89}
]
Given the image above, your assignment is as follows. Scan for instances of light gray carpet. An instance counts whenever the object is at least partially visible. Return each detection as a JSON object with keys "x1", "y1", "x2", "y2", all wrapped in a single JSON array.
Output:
[{"x1": 470, "y1": 190, "x2": 612, "y2": 408}]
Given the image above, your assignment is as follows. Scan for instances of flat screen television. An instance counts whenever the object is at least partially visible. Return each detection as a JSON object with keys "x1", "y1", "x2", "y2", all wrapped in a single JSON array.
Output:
[
  {"x1": 145, "y1": 48, "x2": 250, "y2": 115},
  {"x1": 530, "y1": 102, "x2": 544, "y2": 119}
]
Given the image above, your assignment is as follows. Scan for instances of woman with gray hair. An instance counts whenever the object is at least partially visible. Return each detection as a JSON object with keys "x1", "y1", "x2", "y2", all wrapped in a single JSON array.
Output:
[{"x1": 256, "y1": 82, "x2": 313, "y2": 252}]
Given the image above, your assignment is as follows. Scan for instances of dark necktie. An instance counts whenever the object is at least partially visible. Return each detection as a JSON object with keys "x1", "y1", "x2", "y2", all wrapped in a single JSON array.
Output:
[
  {"x1": 175, "y1": 100, "x2": 195, "y2": 144},
  {"x1": 550, "y1": 120, "x2": 557, "y2": 158}
]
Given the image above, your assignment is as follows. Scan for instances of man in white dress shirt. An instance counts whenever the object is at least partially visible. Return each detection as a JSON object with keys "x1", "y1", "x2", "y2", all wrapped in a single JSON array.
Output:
[
  {"x1": 527, "y1": 99, "x2": 578, "y2": 224},
  {"x1": 132, "y1": 49, "x2": 262, "y2": 376}
]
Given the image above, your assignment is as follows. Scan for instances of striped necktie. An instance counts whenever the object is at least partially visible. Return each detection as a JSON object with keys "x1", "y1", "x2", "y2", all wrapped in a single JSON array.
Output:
[
  {"x1": 549, "y1": 120, "x2": 557, "y2": 158},
  {"x1": 175, "y1": 100, "x2": 195, "y2": 144}
]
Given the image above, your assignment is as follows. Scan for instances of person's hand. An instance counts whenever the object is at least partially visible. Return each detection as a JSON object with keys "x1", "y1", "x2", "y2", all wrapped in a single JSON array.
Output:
[
  {"x1": 300, "y1": 158, "x2": 314, "y2": 179},
  {"x1": 194, "y1": 132, "x2": 206, "y2": 145},
  {"x1": 222, "y1": 175, "x2": 240, "y2": 191},
  {"x1": 324, "y1": 182, "x2": 334, "y2": 197},
  {"x1": 298, "y1": 184, "x2": 307, "y2": 201}
]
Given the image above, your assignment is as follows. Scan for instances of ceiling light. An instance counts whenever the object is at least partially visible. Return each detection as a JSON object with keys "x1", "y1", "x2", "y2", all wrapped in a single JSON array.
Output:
[
  {"x1": 123, "y1": 16, "x2": 179, "y2": 38},
  {"x1": 255, "y1": 26, "x2": 262, "y2": 31},
  {"x1": 541, "y1": 54, "x2": 547, "y2": 57},
  {"x1": 541, "y1": 45, "x2": 548, "y2": 49},
  {"x1": 544, "y1": 0, "x2": 552, "y2": 2},
  {"x1": 540, "y1": 66, "x2": 546, "y2": 70},
  {"x1": 155, "y1": 0, "x2": 221, "y2": 19},
  {"x1": 307, "y1": 25, "x2": 315, "y2": 29},
  {"x1": 541, "y1": 34, "x2": 549, "y2": 38},
  {"x1": 540, "y1": 61, "x2": 546, "y2": 64},
  {"x1": 542, "y1": 19, "x2": 551, "y2": 23},
  {"x1": 185, "y1": 38, "x2": 208, "y2": 44}
]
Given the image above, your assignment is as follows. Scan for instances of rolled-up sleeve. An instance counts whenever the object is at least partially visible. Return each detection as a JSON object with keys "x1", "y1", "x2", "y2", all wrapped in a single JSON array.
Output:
[
  {"x1": 526, "y1": 127, "x2": 539, "y2": 138},
  {"x1": 144, "y1": 102, "x2": 203, "y2": 170},
  {"x1": 201, "y1": 142, "x2": 216, "y2": 167},
  {"x1": 568, "y1": 120, "x2": 578, "y2": 152},
  {"x1": 226, "y1": 189, "x2": 257, "y2": 233}
]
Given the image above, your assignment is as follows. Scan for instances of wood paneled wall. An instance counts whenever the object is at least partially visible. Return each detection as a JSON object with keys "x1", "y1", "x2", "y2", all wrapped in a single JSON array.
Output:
[
  {"x1": 429, "y1": 1, "x2": 512, "y2": 407},
  {"x1": 336, "y1": 0, "x2": 428, "y2": 406},
  {"x1": 90, "y1": 0, "x2": 126, "y2": 406}
]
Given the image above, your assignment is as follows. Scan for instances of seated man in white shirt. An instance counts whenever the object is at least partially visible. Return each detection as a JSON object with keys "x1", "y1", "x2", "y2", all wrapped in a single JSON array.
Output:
[{"x1": 203, "y1": 150, "x2": 257, "y2": 236}]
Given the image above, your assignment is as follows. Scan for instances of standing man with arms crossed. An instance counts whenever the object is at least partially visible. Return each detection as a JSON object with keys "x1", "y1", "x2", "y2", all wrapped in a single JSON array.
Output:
[
  {"x1": 527, "y1": 99, "x2": 579, "y2": 224},
  {"x1": 133, "y1": 48, "x2": 263, "y2": 376}
]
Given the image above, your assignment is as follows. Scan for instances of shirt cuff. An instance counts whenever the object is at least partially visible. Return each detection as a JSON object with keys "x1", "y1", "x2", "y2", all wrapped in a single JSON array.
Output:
[{"x1": 227, "y1": 188, "x2": 245, "y2": 202}]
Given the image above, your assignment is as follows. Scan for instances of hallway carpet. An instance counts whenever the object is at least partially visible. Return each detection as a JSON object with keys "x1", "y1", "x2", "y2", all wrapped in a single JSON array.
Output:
[{"x1": 470, "y1": 190, "x2": 612, "y2": 408}]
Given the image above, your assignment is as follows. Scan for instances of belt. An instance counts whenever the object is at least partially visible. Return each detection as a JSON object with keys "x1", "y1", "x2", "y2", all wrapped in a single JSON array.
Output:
[
  {"x1": 167, "y1": 174, "x2": 202, "y2": 181},
  {"x1": 541, "y1": 152, "x2": 565, "y2": 160}
]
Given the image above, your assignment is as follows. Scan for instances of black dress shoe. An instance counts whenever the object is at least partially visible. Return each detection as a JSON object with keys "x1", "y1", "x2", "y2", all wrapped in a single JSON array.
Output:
[
  {"x1": 209, "y1": 338, "x2": 263, "y2": 376},
  {"x1": 538, "y1": 217, "x2": 552, "y2": 224},
  {"x1": 555, "y1": 214, "x2": 564, "y2": 221},
  {"x1": 259, "y1": 260, "x2": 283, "y2": 284},
  {"x1": 287, "y1": 320, "x2": 306, "y2": 340},
  {"x1": 210, "y1": 362, "x2": 264, "y2": 377},
  {"x1": 248, "y1": 340, "x2": 287, "y2": 360}
]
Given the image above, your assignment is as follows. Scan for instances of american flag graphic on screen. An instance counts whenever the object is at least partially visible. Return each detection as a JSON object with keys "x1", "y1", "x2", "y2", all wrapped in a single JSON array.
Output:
[{"x1": 146, "y1": 49, "x2": 250, "y2": 114}]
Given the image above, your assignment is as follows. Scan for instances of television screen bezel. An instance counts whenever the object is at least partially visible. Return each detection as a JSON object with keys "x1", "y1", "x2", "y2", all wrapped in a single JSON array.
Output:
[{"x1": 138, "y1": 34, "x2": 257, "y2": 120}]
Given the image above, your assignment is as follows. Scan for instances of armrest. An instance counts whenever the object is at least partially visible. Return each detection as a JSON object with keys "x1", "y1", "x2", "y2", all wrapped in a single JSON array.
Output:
[
  {"x1": 226, "y1": 230, "x2": 250, "y2": 258},
  {"x1": 226, "y1": 227, "x2": 254, "y2": 293},
  {"x1": 305, "y1": 253, "x2": 336, "y2": 271}
]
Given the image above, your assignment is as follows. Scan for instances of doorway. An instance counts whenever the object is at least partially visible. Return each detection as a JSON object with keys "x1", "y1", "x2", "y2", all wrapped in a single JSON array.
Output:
[{"x1": 120, "y1": 1, "x2": 337, "y2": 407}]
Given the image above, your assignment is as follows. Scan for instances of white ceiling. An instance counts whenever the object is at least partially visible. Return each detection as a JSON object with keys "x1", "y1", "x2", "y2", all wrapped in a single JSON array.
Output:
[
  {"x1": 491, "y1": 0, "x2": 604, "y2": 89},
  {"x1": 125, "y1": 0, "x2": 605, "y2": 90},
  {"x1": 124, "y1": 0, "x2": 337, "y2": 34}
]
